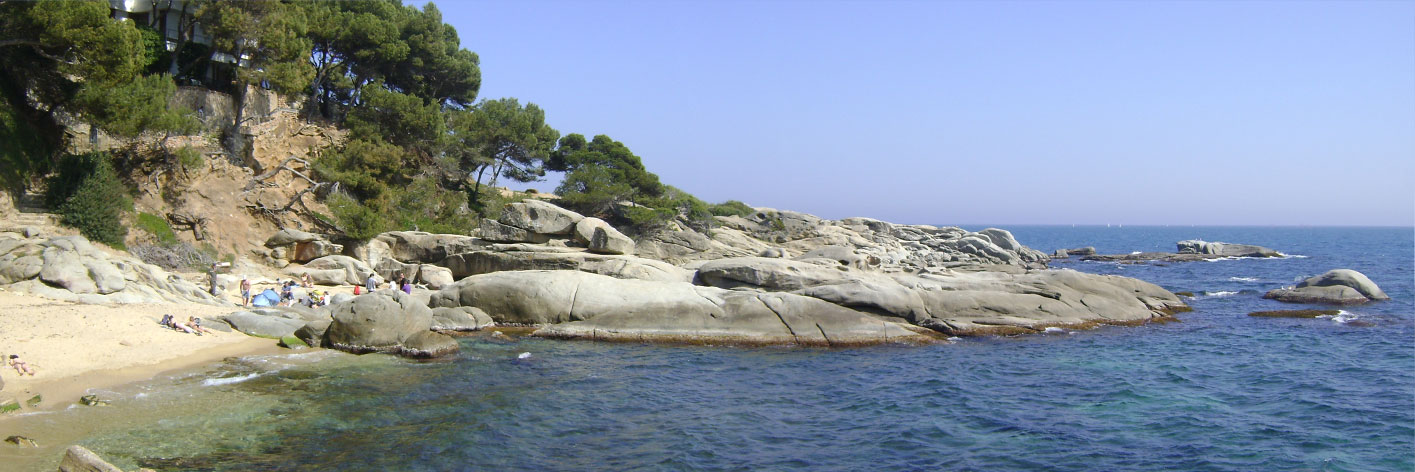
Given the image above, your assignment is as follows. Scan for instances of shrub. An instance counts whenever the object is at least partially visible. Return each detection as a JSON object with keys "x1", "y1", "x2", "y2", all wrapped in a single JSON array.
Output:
[
  {"x1": 709, "y1": 200, "x2": 754, "y2": 217},
  {"x1": 136, "y1": 212, "x2": 178, "y2": 245},
  {"x1": 173, "y1": 146, "x2": 202, "y2": 171},
  {"x1": 46, "y1": 152, "x2": 132, "y2": 247},
  {"x1": 327, "y1": 191, "x2": 390, "y2": 240}
]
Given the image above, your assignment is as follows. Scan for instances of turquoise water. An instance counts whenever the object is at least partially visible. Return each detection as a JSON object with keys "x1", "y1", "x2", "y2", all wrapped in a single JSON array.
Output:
[{"x1": 58, "y1": 227, "x2": 1415, "y2": 470}]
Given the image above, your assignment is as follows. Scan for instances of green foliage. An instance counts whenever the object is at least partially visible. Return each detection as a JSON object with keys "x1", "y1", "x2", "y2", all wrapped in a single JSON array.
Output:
[
  {"x1": 0, "y1": 0, "x2": 152, "y2": 180},
  {"x1": 549, "y1": 134, "x2": 663, "y2": 197},
  {"x1": 136, "y1": 212, "x2": 178, "y2": 245},
  {"x1": 173, "y1": 146, "x2": 203, "y2": 170},
  {"x1": 388, "y1": 177, "x2": 475, "y2": 234},
  {"x1": 0, "y1": 96, "x2": 58, "y2": 192},
  {"x1": 297, "y1": 0, "x2": 479, "y2": 119},
  {"x1": 709, "y1": 200, "x2": 755, "y2": 217},
  {"x1": 313, "y1": 137, "x2": 408, "y2": 200},
  {"x1": 137, "y1": 25, "x2": 168, "y2": 73},
  {"x1": 45, "y1": 153, "x2": 133, "y2": 247},
  {"x1": 327, "y1": 191, "x2": 388, "y2": 240},
  {"x1": 555, "y1": 164, "x2": 636, "y2": 217},
  {"x1": 346, "y1": 83, "x2": 446, "y2": 156},
  {"x1": 74, "y1": 73, "x2": 199, "y2": 139},
  {"x1": 198, "y1": 0, "x2": 314, "y2": 99},
  {"x1": 447, "y1": 98, "x2": 558, "y2": 191}
]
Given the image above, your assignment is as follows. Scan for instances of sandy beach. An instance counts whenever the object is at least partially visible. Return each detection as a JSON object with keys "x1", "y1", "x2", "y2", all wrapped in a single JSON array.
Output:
[{"x1": 0, "y1": 290, "x2": 282, "y2": 417}]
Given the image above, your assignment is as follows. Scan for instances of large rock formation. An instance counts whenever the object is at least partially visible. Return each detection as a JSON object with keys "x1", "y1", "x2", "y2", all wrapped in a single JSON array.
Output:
[
  {"x1": 439, "y1": 245, "x2": 691, "y2": 283},
  {"x1": 325, "y1": 290, "x2": 459, "y2": 358},
  {"x1": 1083, "y1": 241, "x2": 1282, "y2": 264},
  {"x1": 1264, "y1": 269, "x2": 1389, "y2": 305},
  {"x1": 1176, "y1": 240, "x2": 1280, "y2": 258},
  {"x1": 287, "y1": 255, "x2": 375, "y2": 286},
  {"x1": 640, "y1": 209, "x2": 1050, "y2": 270},
  {"x1": 430, "y1": 258, "x2": 1187, "y2": 344},
  {"x1": 261, "y1": 229, "x2": 343, "y2": 265},
  {"x1": 430, "y1": 270, "x2": 937, "y2": 345},
  {"x1": 0, "y1": 234, "x2": 224, "y2": 305}
]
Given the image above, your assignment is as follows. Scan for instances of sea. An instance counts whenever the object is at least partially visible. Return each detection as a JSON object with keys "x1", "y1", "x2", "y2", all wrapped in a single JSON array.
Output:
[{"x1": 4, "y1": 226, "x2": 1412, "y2": 471}]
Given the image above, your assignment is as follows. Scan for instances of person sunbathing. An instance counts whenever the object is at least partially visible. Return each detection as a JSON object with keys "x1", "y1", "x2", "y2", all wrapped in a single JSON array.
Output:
[
  {"x1": 8, "y1": 355, "x2": 35, "y2": 376},
  {"x1": 188, "y1": 317, "x2": 213, "y2": 335},
  {"x1": 161, "y1": 314, "x2": 200, "y2": 335}
]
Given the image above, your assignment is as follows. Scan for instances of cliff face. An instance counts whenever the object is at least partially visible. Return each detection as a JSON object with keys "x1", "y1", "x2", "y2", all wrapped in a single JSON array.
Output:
[{"x1": 62, "y1": 86, "x2": 345, "y2": 267}]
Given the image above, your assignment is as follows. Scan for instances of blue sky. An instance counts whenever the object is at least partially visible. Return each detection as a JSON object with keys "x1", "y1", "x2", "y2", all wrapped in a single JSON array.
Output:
[{"x1": 427, "y1": 0, "x2": 1413, "y2": 226}]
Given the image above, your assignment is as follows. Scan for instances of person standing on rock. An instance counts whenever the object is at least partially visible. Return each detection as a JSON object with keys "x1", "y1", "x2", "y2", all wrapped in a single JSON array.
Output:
[
  {"x1": 365, "y1": 274, "x2": 378, "y2": 294},
  {"x1": 208, "y1": 263, "x2": 221, "y2": 297},
  {"x1": 240, "y1": 276, "x2": 252, "y2": 306}
]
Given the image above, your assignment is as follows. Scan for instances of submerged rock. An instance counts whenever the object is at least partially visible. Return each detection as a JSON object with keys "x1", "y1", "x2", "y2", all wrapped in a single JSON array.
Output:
[
  {"x1": 1248, "y1": 309, "x2": 1341, "y2": 318},
  {"x1": 1264, "y1": 269, "x2": 1389, "y2": 305},
  {"x1": 58, "y1": 445, "x2": 123, "y2": 471}
]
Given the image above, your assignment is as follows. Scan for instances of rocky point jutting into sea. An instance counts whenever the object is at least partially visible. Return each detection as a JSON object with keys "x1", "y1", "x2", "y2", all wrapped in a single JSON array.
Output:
[{"x1": 2, "y1": 198, "x2": 1191, "y2": 357}]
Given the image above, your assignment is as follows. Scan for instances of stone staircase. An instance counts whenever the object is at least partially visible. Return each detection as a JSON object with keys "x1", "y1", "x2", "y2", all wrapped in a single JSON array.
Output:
[{"x1": 3, "y1": 193, "x2": 58, "y2": 233}]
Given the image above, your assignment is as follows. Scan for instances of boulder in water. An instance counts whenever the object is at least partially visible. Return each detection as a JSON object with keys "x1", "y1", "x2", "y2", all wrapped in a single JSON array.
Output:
[
  {"x1": 325, "y1": 290, "x2": 457, "y2": 358},
  {"x1": 1176, "y1": 240, "x2": 1280, "y2": 258},
  {"x1": 1264, "y1": 269, "x2": 1389, "y2": 305},
  {"x1": 58, "y1": 445, "x2": 123, "y2": 471}
]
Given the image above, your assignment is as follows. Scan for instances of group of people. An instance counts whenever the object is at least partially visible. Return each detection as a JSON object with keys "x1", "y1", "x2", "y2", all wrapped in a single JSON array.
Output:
[
  {"x1": 369, "y1": 271, "x2": 415, "y2": 294},
  {"x1": 159, "y1": 314, "x2": 212, "y2": 335},
  {"x1": 231, "y1": 271, "x2": 416, "y2": 307}
]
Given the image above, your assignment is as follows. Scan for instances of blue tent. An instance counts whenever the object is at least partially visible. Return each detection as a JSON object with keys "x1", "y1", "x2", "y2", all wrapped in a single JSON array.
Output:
[{"x1": 251, "y1": 288, "x2": 281, "y2": 307}]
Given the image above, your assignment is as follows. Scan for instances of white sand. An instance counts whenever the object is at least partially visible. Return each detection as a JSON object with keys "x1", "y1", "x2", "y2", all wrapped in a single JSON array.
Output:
[{"x1": 0, "y1": 291, "x2": 280, "y2": 416}]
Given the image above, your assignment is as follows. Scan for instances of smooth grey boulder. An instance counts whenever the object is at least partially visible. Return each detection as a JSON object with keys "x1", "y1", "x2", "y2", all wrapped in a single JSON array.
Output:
[
  {"x1": 691, "y1": 257, "x2": 1185, "y2": 335},
  {"x1": 375, "y1": 258, "x2": 419, "y2": 283},
  {"x1": 291, "y1": 240, "x2": 343, "y2": 263},
  {"x1": 759, "y1": 248, "x2": 787, "y2": 258},
  {"x1": 977, "y1": 228, "x2": 1023, "y2": 252},
  {"x1": 38, "y1": 248, "x2": 98, "y2": 294},
  {"x1": 0, "y1": 247, "x2": 44, "y2": 284},
  {"x1": 418, "y1": 264, "x2": 455, "y2": 289},
  {"x1": 293, "y1": 255, "x2": 374, "y2": 286},
  {"x1": 589, "y1": 226, "x2": 635, "y2": 255},
  {"x1": 1264, "y1": 269, "x2": 1389, "y2": 305},
  {"x1": 2, "y1": 235, "x2": 221, "y2": 305},
  {"x1": 479, "y1": 218, "x2": 543, "y2": 243},
  {"x1": 572, "y1": 217, "x2": 612, "y2": 245},
  {"x1": 400, "y1": 330, "x2": 460, "y2": 358},
  {"x1": 295, "y1": 319, "x2": 332, "y2": 348},
  {"x1": 265, "y1": 229, "x2": 321, "y2": 248},
  {"x1": 696, "y1": 257, "x2": 851, "y2": 291},
  {"x1": 58, "y1": 445, "x2": 124, "y2": 472},
  {"x1": 325, "y1": 290, "x2": 454, "y2": 357},
  {"x1": 1052, "y1": 249, "x2": 1069, "y2": 258},
  {"x1": 796, "y1": 246, "x2": 870, "y2": 268},
  {"x1": 328, "y1": 292, "x2": 353, "y2": 305},
  {"x1": 440, "y1": 248, "x2": 690, "y2": 283},
  {"x1": 1176, "y1": 240, "x2": 1279, "y2": 258},
  {"x1": 431, "y1": 306, "x2": 495, "y2": 331},
  {"x1": 499, "y1": 199, "x2": 583, "y2": 235},
  {"x1": 430, "y1": 270, "x2": 935, "y2": 345},
  {"x1": 220, "y1": 310, "x2": 306, "y2": 338},
  {"x1": 377, "y1": 231, "x2": 484, "y2": 264}
]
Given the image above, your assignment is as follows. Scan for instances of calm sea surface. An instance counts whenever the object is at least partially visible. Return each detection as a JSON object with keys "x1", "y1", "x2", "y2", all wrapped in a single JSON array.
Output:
[{"x1": 11, "y1": 226, "x2": 1415, "y2": 471}]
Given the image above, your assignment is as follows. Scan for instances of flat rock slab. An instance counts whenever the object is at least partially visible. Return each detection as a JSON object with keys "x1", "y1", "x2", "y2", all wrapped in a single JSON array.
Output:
[{"x1": 1248, "y1": 309, "x2": 1341, "y2": 318}]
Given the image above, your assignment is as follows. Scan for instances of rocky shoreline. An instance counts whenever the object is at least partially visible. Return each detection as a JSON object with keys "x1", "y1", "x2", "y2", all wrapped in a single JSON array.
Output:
[{"x1": 2, "y1": 199, "x2": 1196, "y2": 358}]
